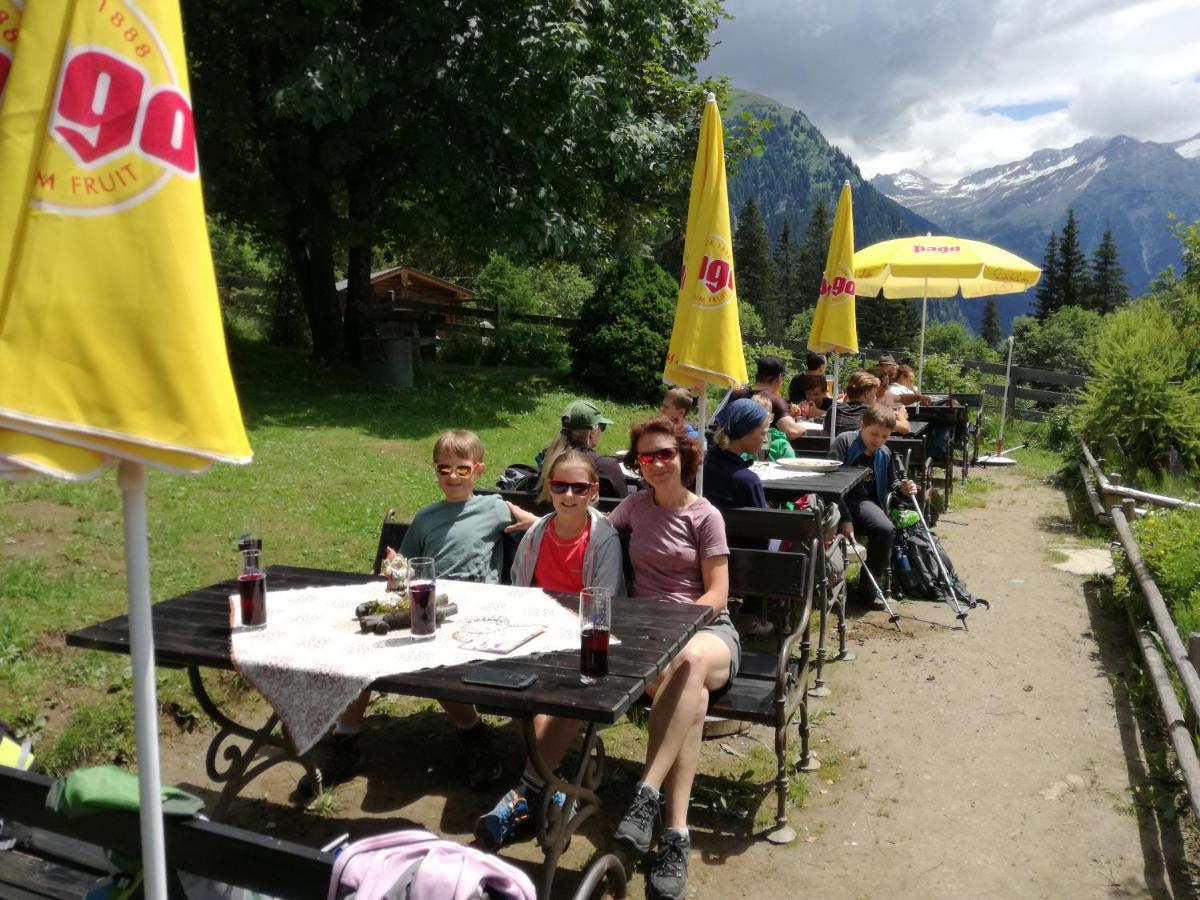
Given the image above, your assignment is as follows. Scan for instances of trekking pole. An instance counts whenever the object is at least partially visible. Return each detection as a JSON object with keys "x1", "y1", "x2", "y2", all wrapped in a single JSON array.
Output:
[
  {"x1": 846, "y1": 539, "x2": 902, "y2": 633},
  {"x1": 907, "y1": 494, "x2": 968, "y2": 630}
]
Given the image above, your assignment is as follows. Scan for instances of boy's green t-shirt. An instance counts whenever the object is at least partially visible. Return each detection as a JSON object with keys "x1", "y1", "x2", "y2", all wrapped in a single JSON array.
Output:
[
  {"x1": 398, "y1": 494, "x2": 512, "y2": 583},
  {"x1": 767, "y1": 427, "x2": 795, "y2": 461}
]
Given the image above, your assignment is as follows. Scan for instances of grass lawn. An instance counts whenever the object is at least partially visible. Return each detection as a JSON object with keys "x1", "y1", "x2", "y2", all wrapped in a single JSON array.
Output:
[{"x1": 0, "y1": 337, "x2": 657, "y2": 771}]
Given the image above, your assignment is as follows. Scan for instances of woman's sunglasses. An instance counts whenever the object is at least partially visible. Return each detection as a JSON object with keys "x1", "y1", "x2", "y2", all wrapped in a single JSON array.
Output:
[
  {"x1": 549, "y1": 480, "x2": 595, "y2": 495},
  {"x1": 435, "y1": 463, "x2": 475, "y2": 478},
  {"x1": 636, "y1": 447, "x2": 679, "y2": 466}
]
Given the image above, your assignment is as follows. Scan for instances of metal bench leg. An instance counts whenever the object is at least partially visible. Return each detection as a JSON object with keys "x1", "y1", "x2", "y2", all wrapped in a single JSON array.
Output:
[
  {"x1": 796, "y1": 689, "x2": 819, "y2": 772},
  {"x1": 766, "y1": 707, "x2": 795, "y2": 845},
  {"x1": 526, "y1": 718, "x2": 603, "y2": 900},
  {"x1": 188, "y1": 667, "x2": 317, "y2": 818},
  {"x1": 833, "y1": 592, "x2": 854, "y2": 662},
  {"x1": 808, "y1": 583, "x2": 831, "y2": 698}
]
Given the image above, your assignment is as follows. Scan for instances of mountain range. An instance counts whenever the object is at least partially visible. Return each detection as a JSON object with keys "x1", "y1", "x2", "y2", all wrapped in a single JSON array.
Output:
[
  {"x1": 725, "y1": 90, "x2": 939, "y2": 247},
  {"x1": 871, "y1": 133, "x2": 1200, "y2": 329},
  {"x1": 721, "y1": 87, "x2": 1200, "y2": 333}
]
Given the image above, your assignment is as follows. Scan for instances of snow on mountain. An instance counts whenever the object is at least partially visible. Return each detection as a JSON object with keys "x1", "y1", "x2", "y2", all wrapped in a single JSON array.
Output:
[
  {"x1": 870, "y1": 133, "x2": 1200, "y2": 316},
  {"x1": 1170, "y1": 133, "x2": 1200, "y2": 160}
]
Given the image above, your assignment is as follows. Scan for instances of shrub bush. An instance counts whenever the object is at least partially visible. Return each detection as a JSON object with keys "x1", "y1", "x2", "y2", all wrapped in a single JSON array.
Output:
[
  {"x1": 1011, "y1": 307, "x2": 1102, "y2": 375},
  {"x1": 571, "y1": 256, "x2": 677, "y2": 402},
  {"x1": 1073, "y1": 300, "x2": 1200, "y2": 472},
  {"x1": 1127, "y1": 508, "x2": 1200, "y2": 640}
]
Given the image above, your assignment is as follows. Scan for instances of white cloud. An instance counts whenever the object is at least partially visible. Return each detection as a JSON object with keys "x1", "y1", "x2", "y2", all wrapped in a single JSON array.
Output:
[{"x1": 700, "y1": 0, "x2": 1200, "y2": 182}]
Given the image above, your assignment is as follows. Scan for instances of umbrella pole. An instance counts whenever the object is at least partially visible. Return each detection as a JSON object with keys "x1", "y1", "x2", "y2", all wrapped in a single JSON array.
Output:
[
  {"x1": 997, "y1": 335, "x2": 1015, "y2": 455},
  {"x1": 916, "y1": 278, "x2": 928, "y2": 393},
  {"x1": 829, "y1": 353, "x2": 840, "y2": 435},
  {"x1": 118, "y1": 461, "x2": 169, "y2": 900},
  {"x1": 695, "y1": 390, "x2": 707, "y2": 496}
]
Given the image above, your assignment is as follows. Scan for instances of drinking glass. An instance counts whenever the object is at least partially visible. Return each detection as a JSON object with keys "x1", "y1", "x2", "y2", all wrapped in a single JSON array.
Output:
[
  {"x1": 579, "y1": 587, "x2": 611, "y2": 685},
  {"x1": 237, "y1": 547, "x2": 267, "y2": 629},
  {"x1": 237, "y1": 516, "x2": 262, "y2": 554},
  {"x1": 408, "y1": 557, "x2": 437, "y2": 641}
]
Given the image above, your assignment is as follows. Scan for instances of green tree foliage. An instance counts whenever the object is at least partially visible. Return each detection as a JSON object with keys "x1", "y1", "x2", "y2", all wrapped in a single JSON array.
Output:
[
  {"x1": 571, "y1": 257, "x2": 677, "y2": 401},
  {"x1": 184, "y1": 1, "x2": 727, "y2": 361},
  {"x1": 1088, "y1": 225, "x2": 1130, "y2": 314},
  {"x1": 796, "y1": 198, "x2": 830, "y2": 309},
  {"x1": 980, "y1": 297, "x2": 1002, "y2": 348},
  {"x1": 856, "y1": 296, "x2": 916, "y2": 353},
  {"x1": 733, "y1": 198, "x2": 781, "y2": 333},
  {"x1": 1034, "y1": 232, "x2": 1060, "y2": 319},
  {"x1": 1057, "y1": 209, "x2": 1093, "y2": 311},
  {"x1": 1010, "y1": 307, "x2": 1102, "y2": 375},
  {"x1": 918, "y1": 321, "x2": 993, "y2": 362},
  {"x1": 1074, "y1": 302, "x2": 1200, "y2": 472},
  {"x1": 784, "y1": 308, "x2": 815, "y2": 345},
  {"x1": 773, "y1": 220, "x2": 801, "y2": 323}
]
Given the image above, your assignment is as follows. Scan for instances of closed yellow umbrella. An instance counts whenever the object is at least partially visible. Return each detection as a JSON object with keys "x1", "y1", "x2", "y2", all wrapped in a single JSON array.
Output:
[
  {"x1": 664, "y1": 93, "x2": 747, "y2": 493},
  {"x1": 854, "y1": 235, "x2": 1041, "y2": 389},
  {"x1": 808, "y1": 180, "x2": 857, "y2": 434},
  {"x1": 0, "y1": 1, "x2": 251, "y2": 892},
  {"x1": 664, "y1": 92, "x2": 748, "y2": 392}
]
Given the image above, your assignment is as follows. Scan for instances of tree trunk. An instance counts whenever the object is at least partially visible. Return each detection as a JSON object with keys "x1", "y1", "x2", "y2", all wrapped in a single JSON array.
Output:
[
  {"x1": 304, "y1": 173, "x2": 344, "y2": 362},
  {"x1": 345, "y1": 165, "x2": 377, "y2": 363}
]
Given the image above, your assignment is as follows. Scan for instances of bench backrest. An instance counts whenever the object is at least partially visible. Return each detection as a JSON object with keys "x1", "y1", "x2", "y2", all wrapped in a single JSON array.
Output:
[{"x1": 0, "y1": 768, "x2": 334, "y2": 899}]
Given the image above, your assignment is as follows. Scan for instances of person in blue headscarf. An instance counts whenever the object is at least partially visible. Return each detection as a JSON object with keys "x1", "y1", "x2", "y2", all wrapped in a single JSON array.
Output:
[
  {"x1": 703, "y1": 398, "x2": 770, "y2": 511},
  {"x1": 829, "y1": 405, "x2": 917, "y2": 604}
]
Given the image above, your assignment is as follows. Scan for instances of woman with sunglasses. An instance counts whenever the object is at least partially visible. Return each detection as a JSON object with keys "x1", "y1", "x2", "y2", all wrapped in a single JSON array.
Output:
[
  {"x1": 607, "y1": 416, "x2": 734, "y2": 900},
  {"x1": 536, "y1": 400, "x2": 627, "y2": 502},
  {"x1": 476, "y1": 449, "x2": 625, "y2": 849}
]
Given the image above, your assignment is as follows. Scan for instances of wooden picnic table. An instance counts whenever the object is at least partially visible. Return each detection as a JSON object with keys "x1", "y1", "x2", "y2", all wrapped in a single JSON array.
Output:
[{"x1": 65, "y1": 565, "x2": 709, "y2": 897}]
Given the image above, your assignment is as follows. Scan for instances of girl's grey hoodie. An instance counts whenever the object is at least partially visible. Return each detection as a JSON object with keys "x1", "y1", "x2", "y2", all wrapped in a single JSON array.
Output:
[{"x1": 509, "y1": 506, "x2": 626, "y2": 596}]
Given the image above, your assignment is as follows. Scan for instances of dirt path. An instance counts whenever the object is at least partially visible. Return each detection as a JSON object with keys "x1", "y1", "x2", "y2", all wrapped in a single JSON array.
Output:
[
  {"x1": 695, "y1": 465, "x2": 1194, "y2": 900},
  {"x1": 152, "y1": 466, "x2": 1195, "y2": 898}
]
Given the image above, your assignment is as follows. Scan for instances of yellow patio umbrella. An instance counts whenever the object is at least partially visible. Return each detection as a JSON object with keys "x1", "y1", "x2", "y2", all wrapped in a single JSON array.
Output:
[
  {"x1": 0, "y1": 0, "x2": 17, "y2": 108},
  {"x1": 854, "y1": 235, "x2": 1041, "y2": 390},
  {"x1": 808, "y1": 180, "x2": 857, "y2": 434},
  {"x1": 664, "y1": 92, "x2": 747, "y2": 490},
  {"x1": 0, "y1": 1, "x2": 251, "y2": 893}
]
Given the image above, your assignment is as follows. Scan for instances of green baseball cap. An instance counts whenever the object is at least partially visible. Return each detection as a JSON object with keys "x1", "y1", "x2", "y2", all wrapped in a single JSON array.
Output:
[{"x1": 562, "y1": 400, "x2": 612, "y2": 430}]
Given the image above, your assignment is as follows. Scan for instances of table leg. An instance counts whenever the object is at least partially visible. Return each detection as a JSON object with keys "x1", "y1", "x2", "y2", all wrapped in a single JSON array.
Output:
[
  {"x1": 188, "y1": 666, "x2": 318, "y2": 817},
  {"x1": 522, "y1": 717, "x2": 604, "y2": 899}
]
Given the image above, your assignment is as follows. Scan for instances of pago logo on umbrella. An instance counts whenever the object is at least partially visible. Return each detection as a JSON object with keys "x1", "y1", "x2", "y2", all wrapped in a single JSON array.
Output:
[
  {"x1": 681, "y1": 234, "x2": 737, "y2": 309},
  {"x1": 819, "y1": 271, "x2": 855, "y2": 306},
  {"x1": 0, "y1": 0, "x2": 19, "y2": 106},
  {"x1": 34, "y1": 0, "x2": 196, "y2": 216}
]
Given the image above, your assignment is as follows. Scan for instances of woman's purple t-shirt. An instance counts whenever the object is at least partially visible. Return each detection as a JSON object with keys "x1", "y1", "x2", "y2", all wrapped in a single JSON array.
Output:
[{"x1": 608, "y1": 491, "x2": 729, "y2": 604}]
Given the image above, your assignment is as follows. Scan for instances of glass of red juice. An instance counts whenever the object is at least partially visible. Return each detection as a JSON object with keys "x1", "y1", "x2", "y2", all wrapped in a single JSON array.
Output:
[
  {"x1": 237, "y1": 517, "x2": 262, "y2": 554},
  {"x1": 579, "y1": 587, "x2": 611, "y2": 685},
  {"x1": 237, "y1": 548, "x2": 267, "y2": 629},
  {"x1": 408, "y1": 557, "x2": 436, "y2": 641}
]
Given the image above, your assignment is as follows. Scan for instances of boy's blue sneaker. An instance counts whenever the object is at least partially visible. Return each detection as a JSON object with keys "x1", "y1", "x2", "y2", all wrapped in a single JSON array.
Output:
[{"x1": 475, "y1": 787, "x2": 567, "y2": 850}]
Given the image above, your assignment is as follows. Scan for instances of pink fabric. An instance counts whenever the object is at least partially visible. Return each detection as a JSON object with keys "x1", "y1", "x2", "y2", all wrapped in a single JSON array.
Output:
[
  {"x1": 328, "y1": 829, "x2": 536, "y2": 900},
  {"x1": 608, "y1": 491, "x2": 728, "y2": 603}
]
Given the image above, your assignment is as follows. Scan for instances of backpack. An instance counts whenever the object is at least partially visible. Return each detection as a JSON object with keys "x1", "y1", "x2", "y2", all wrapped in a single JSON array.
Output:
[
  {"x1": 892, "y1": 526, "x2": 979, "y2": 609},
  {"x1": 495, "y1": 464, "x2": 538, "y2": 492},
  {"x1": 329, "y1": 830, "x2": 536, "y2": 900}
]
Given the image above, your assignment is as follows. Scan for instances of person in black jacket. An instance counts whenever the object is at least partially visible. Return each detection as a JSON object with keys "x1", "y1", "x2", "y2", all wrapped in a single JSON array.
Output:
[
  {"x1": 828, "y1": 405, "x2": 917, "y2": 601},
  {"x1": 536, "y1": 400, "x2": 628, "y2": 502}
]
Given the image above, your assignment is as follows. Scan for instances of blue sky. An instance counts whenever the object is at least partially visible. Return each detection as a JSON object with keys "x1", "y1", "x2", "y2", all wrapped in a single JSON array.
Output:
[{"x1": 699, "y1": 0, "x2": 1200, "y2": 182}]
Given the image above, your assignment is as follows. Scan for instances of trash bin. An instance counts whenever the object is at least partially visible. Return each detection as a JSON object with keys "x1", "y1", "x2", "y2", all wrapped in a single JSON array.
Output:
[{"x1": 360, "y1": 336, "x2": 413, "y2": 388}]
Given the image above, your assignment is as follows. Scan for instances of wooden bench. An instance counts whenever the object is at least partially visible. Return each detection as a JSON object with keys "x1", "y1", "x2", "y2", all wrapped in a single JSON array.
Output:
[
  {"x1": 0, "y1": 766, "x2": 632, "y2": 900},
  {"x1": 0, "y1": 767, "x2": 334, "y2": 899}
]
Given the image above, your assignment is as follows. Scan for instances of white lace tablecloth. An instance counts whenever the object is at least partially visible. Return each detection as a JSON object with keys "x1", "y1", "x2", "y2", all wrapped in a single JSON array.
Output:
[{"x1": 230, "y1": 580, "x2": 581, "y2": 754}]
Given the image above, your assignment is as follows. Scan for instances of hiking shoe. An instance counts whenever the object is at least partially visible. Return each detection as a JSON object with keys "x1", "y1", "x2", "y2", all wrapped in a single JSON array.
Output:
[
  {"x1": 614, "y1": 783, "x2": 662, "y2": 855},
  {"x1": 297, "y1": 732, "x2": 360, "y2": 800},
  {"x1": 647, "y1": 830, "x2": 690, "y2": 900},
  {"x1": 474, "y1": 786, "x2": 567, "y2": 850},
  {"x1": 459, "y1": 722, "x2": 503, "y2": 790}
]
